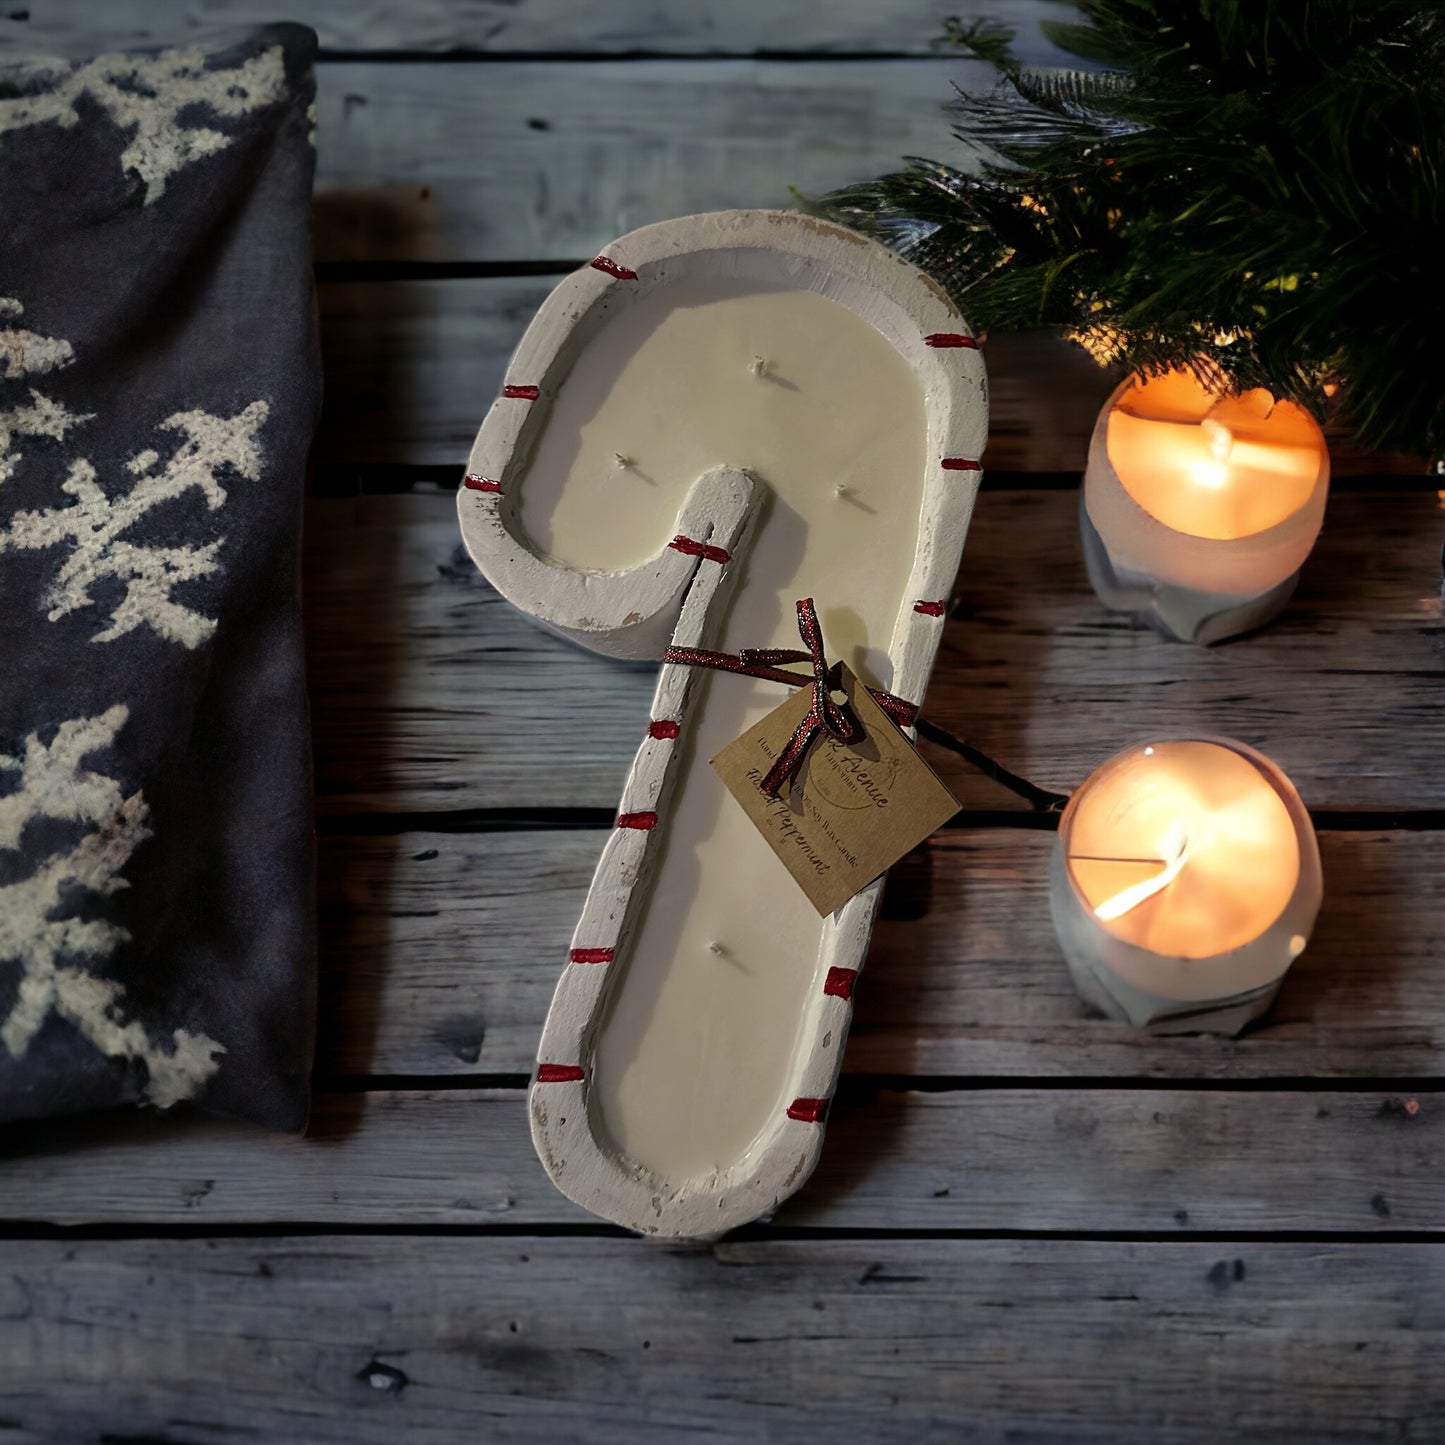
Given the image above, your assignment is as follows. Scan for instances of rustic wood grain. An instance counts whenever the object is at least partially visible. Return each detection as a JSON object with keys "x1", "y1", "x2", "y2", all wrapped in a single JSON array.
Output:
[
  {"x1": 308, "y1": 277, "x2": 1115, "y2": 475},
  {"x1": 6, "y1": 3, "x2": 1443, "y2": 1435},
  {"x1": 0, "y1": 0, "x2": 1073, "y2": 59},
  {"x1": 308, "y1": 60, "x2": 980, "y2": 264},
  {"x1": 310, "y1": 827, "x2": 1445, "y2": 1079},
  {"x1": 315, "y1": 281, "x2": 1421, "y2": 474},
  {"x1": 303, "y1": 490, "x2": 1445, "y2": 815},
  {"x1": 2, "y1": 1235, "x2": 1442, "y2": 1443},
  {"x1": 1, "y1": 1085, "x2": 1441, "y2": 1230}
]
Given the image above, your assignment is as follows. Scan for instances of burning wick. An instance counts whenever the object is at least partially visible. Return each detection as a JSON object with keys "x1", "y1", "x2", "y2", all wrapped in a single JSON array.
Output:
[
  {"x1": 1191, "y1": 419, "x2": 1234, "y2": 490},
  {"x1": 1202, "y1": 419, "x2": 1234, "y2": 461},
  {"x1": 1092, "y1": 819, "x2": 1191, "y2": 921}
]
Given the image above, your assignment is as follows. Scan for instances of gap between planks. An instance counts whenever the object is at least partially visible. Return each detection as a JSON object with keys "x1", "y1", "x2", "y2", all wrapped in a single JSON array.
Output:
[
  {"x1": 309, "y1": 826, "x2": 1445, "y2": 1080},
  {"x1": 310, "y1": 805, "x2": 1445, "y2": 836},
  {"x1": 3, "y1": 1235, "x2": 1440, "y2": 1444},
  {"x1": 1, "y1": 1086, "x2": 1441, "y2": 1232},
  {"x1": 303, "y1": 489, "x2": 1445, "y2": 817},
  {"x1": 312, "y1": 278, "x2": 1425, "y2": 473}
]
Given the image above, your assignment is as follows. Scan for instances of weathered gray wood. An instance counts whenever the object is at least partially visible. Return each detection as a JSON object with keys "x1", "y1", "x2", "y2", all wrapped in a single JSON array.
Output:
[
  {"x1": 863, "y1": 830, "x2": 1445, "y2": 1076},
  {"x1": 304, "y1": 490, "x2": 1445, "y2": 815},
  {"x1": 1, "y1": 1086, "x2": 1441, "y2": 1231},
  {"x1": 5, "y1": 44, "x2": 1421, "y2": 476},
  {"x1": 2, "y1": 1235, "x2": 1442, "y2": 1443},
  {"x1": 302, "y1": 489, "x2": 657, "y2": 814},
  {"x1": 315, "y1": 281, "x2": 1418, "y2": 474},
  {"x1": 312, "y1": 827, "x2": 1445, "y2": 1078},
  {"x1": 308, "y1": 60, "x2": 980, "y2": 264},
  {"x1": 314, "y1": 280, "x2": 561, "y2": 470},
  {"x1": 0, "y1": 0, "x2": 1073, "y2": 60},
  {"x1": 6, "y1": 8, "x2": 1441, "y2": 1432}
]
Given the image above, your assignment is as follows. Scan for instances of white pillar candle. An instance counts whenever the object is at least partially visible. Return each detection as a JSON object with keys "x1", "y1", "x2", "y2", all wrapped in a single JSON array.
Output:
[
  {"x1": 1082, "y1": 367, "x2": 1330, "y2": 644},
  {"x1": 1049, "y1": 737, "x2": 1323, "y2": 1033}
]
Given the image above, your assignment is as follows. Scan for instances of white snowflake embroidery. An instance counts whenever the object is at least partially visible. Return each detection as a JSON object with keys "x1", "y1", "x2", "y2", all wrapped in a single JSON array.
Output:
[
  {"x1": 0, "y1": 706, "x2": 224, "y2": 1107},
  {"x1": 0, "y1": 400, "x2": 269, "y2": 648},
  {"x1": 0, "y1": 388, "x2": 89, "y2": 486},
  {"x1": 0, "y1": 295, "x2": 75, "y2": 379},
  {"x1": 0, "y1": 299, "x2": 89, "y2": 484},
  {"x1": 0, "y1": 44, "x2": 287, "y2": 203}
]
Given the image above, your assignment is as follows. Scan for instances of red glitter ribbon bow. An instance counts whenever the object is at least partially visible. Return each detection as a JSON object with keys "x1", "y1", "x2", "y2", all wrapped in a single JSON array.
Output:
[{"x1": 664, "y1": 597, "x2": 918, "y2": 798}]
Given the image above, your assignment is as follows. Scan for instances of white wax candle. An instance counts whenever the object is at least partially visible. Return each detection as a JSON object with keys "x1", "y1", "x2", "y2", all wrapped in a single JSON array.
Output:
[
  {"x1": 1082, "y1": 368, "x2": 1330, "y2": 644},
  {"x1": 1049, "y1": 737, "x2": 1323, "y2": 1033},
  {"x1": 518, "y1": 277, "x2": 926, "y2": 1177}
]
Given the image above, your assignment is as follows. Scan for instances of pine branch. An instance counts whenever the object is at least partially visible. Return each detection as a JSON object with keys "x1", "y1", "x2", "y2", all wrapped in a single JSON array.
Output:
[{"x1": 818, "y1": 0, "x2": 1445, "y2": 464}]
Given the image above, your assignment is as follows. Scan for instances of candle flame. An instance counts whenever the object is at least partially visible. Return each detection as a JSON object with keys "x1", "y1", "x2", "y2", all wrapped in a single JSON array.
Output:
[
  {"x1": 1093, "y1": 819, "x2": 1190, "y2": 921},
  {"x1": 1201, "y1": 418, "x2": 1234, "y2": 461},
  {"x1": 1188, "y1": 418, "x2": 1235, "y2": 489}
]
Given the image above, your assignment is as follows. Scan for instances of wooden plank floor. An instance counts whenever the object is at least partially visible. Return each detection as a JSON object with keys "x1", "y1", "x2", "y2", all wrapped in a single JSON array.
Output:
[{"x1": 3, "y1": 4, "x2": 1444, "y2": 1441}]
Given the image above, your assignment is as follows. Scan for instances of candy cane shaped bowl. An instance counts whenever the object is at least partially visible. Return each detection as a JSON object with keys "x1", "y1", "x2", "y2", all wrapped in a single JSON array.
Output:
[{"x1": 458, "y1": 209, "x2": 987, "y2": 1237}]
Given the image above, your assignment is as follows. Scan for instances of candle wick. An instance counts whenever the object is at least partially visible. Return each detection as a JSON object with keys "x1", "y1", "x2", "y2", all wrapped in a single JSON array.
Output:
[
  {"x1": 1201, "y1": 418, "x2": 1234, "y2": 462},
  {"x1": 750, "y1": 356, "x2": 770, "y2": 378},
  {"x1": 1092, "y1": 822, "x2": 1191, "y2": 922},
  {"x1": 614, "y1": 452, "x2": 633, "y2": 470},
  {"x1": 1069, "y1": 854, "x2": 1168, "y2": 865}
]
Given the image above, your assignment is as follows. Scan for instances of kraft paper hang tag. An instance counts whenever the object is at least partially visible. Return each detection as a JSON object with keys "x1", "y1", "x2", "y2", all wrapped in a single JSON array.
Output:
[{"x1": 711, "y1": 664, "x2": 960, "y2": 916}]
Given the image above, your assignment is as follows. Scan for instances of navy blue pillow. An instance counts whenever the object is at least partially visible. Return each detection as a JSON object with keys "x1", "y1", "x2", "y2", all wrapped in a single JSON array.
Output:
[{"x1": 0, "y1": 25, "x2": 321, "y2": 1130}]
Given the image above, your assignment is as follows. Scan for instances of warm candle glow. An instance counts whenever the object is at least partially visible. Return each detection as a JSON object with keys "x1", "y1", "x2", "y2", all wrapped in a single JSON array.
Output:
[
  {"x1": 1092, "y1": 817, "x2": 1190, "y2": 920},
  {"x1": 1065, "y1": 740, "x2": 1301, "y2": 957},
  {"x1": 1105, "y1": 368, "x2": 1327, "y2": 540}
]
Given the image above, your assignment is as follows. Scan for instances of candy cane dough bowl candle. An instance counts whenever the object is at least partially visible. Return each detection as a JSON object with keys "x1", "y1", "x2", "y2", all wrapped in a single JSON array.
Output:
[
  {"x1": 1081, "y1": 366, "x2": 1330, "y2": 644},
  {"x1": 457, "y1": 210, "x2": 986, "y2": 1236},
  {"x1": 1049, "y1": 736, "x2": 1323, "y2": 1034}
]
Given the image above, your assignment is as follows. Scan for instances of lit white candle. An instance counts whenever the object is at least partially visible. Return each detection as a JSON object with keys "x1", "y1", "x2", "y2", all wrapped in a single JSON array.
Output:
[
  {"x1": 1049, "y1": 737, "x2": 1323, "y2": 1033},
  {"x1": 1082, "y1": 368, "x2": 1330, "y2": 643}
]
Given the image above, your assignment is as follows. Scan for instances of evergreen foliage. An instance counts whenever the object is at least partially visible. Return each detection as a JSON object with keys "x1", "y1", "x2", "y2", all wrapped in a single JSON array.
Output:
[{"x1": 821, "y1": 2, "x2": 1445, "y2": 463}]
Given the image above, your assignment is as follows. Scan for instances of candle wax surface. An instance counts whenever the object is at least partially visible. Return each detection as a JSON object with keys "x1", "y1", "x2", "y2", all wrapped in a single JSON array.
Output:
[
  {"x1": 1105, "y1": 368, "x2": 1327, "y2": 541},
  {"x1": 518, "y1": 277, "x2": 928, "y2": 1179},
  {"x1": 1064, "y1": 740, "x2": 1301, "y2": 958}
]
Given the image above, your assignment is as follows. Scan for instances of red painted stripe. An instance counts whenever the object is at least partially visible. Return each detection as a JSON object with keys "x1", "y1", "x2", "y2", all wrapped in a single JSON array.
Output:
[
  {"x1": 647, "y1": 719, "x2": 681, "y2": 740},
  {"x1": 941, "y1": 457, "x2": 982, "y2": 471},
  {"x1": 913, "y1": 600, "x2": 946, "y2": 617},
  {"x1": 669, "y1": 534, "x2": 731, "y2": 565},
  {"x1": 823, "y1": 966, "x2": 857, "y2": 1001},
  {"x1": 536, "y1": 1064, "x2": 585, "y2": 1083},
  {"x1": 787, "y1": 1097, "x2": 829, "y2": 1124},
  {"x1": 591, "y1": 255, "x2": 638, "y2": 281},
  {"x1": 616, "y1": 811, "x2": 658, "y2": 830},
  {"x1": 569, "y1": 948, "x2": 614, "y2": 965},
  {"x1": 462, "y1": 473, "x2": 502, "y2": 493},
  {"x1": 503, "y1": 384, "x2": 540, "y2": 400},
  {"x1": 925, "y1": 332, "x2": 979, "y2": 349}
]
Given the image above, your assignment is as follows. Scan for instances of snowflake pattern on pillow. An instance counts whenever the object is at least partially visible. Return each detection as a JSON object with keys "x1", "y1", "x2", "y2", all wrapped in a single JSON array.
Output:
[{"x1": 0, "y1": 25, "x2": 320, "y2": 1129}]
